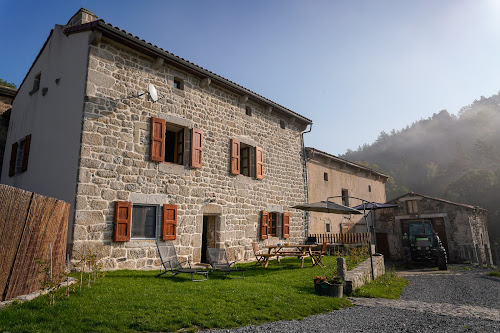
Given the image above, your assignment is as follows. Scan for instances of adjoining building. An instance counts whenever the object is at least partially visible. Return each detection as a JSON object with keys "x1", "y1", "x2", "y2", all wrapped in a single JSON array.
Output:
[
  {"x1": 0, "y1": 86, "x2": 16, "y2": 176},
  {"x1": 375, "y1": 192, "x2": 491, "y2": 263},
  {"x1": 1, "y1": 8, "x2": 312, "y2": 269},
  {"x1": 305, "y1": 147, "x2": 388, "y2": 236}
]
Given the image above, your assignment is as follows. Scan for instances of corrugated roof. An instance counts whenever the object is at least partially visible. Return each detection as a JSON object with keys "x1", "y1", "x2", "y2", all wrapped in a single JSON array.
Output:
[{"x1": 63, "y1": 18, "x2": 312, "y2": 125}]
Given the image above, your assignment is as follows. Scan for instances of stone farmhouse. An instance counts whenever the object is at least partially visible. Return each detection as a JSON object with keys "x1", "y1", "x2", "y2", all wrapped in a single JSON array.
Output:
[
  {"x1": 375, "y1": 192, "x2": 492, "y2": 263},
  {"x1": 305, "y1": 147, "x2": 388, "y2": 235},
  {"x1": 0, "y1": 8, "x2": 313, "y2": 269}
]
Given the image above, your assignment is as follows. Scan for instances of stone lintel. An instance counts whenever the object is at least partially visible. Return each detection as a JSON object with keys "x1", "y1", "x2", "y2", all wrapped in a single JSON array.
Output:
[
  {"x1": 234, "y1": 134, "x2": 258, "y2": 147},
  {"x1": 130, "y1": 193, "x2": 169, "y2": 205},
  {"x1": 156, "y1": 113, "x2": 194, "y2": 128},
  {"x1": 202, "y1": 203, "x2": 222, "y2": 215}
]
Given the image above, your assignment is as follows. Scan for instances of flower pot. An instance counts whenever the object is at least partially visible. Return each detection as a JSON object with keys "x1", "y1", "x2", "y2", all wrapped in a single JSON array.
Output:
[{"x1": 314, "y1": 282, "x2": 343, "y2": 297}]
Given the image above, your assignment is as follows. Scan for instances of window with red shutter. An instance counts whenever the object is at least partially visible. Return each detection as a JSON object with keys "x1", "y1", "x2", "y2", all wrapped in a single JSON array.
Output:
[
  {"x1": 190, "y1": 128, "x2": 203, "y2": 168},
  {"x1": 260, "y1": 210, "x2": 269, "y2": 240},
  {"x1": 162, "y1": 204, "x2": 177, "y2": 240},
  {"x1": 113, "y1": 201, "x2": 131, "y2": 242},
  {"x1": 255, "y1": 146, "x2": 263, "y2": 179},
  {"x1": 282, "y1": 212, "x2": 290, "y2": 239},
  {"x1": 230, "y1": 139, "x2": 240, "y2": 175},
  {"x1": 150, "y1": 117, "x2": 165, "y2": 162}
]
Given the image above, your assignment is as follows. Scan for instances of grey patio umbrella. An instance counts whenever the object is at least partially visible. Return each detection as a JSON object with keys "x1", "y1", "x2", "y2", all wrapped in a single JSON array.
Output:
[{"x1": 292, "y1": 201, "x2": 363, "y2": 215}]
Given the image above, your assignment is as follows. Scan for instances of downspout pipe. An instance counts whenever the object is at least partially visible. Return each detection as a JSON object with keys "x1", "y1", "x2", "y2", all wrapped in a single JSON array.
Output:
[{"x1": 301, "y1": 124, "x2": 313, "y2": 238}]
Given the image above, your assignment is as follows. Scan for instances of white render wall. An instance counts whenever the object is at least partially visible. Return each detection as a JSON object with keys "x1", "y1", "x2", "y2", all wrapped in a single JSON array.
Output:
[{"x1": 1, "y1": 25, "x2": 90, "y2": 245}]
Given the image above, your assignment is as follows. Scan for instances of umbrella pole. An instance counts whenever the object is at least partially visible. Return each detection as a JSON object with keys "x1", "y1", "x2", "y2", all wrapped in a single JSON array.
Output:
[{"x1": 364, "y1": 205, "x2": 375, "y2": 281}]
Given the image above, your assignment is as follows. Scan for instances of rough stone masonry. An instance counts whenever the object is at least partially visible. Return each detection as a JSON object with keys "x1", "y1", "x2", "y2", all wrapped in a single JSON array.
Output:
[{"x1": 71, "y1": 30, "x2": 310, "y2": 269}]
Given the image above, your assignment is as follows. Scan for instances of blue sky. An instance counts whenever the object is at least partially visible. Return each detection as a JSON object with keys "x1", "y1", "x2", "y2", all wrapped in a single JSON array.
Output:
[{"x1": 2, "y1": 0, "x2": 500, "y2": 155}]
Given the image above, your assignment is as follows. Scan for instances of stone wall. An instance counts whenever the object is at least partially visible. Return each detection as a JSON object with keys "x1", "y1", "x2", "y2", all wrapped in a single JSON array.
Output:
[
  {"x1": 344, "y1": 254, "x2": 385, "y2": 294},
  {"x1": 71, "y1": 37, "x2": 309, "y2": 269}
]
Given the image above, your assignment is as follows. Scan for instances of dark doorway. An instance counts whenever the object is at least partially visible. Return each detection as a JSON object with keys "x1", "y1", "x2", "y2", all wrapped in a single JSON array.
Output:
[
  {"x1": 201, "y1": 215, "x2": 217, "y2": 264},
  {"x1": 376, "y1": 233, "x2": 390, "y2": 258}
]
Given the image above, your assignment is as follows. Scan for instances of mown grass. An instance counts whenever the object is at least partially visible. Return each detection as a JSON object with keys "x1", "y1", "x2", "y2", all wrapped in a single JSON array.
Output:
[
  {"x1": 352, "y1": 270, "x2": 407, "y2": 299},
  {"x1": 488, "y1": 269, "x2": 500, "y2": 278},
  {"x1": 0, "y1": 256, "x2": 360, "y2": 332}
]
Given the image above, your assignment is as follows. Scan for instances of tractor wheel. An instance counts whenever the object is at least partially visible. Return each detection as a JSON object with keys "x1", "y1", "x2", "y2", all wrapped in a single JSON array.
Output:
[
  {"x1": 437, "y1": 249, "x2": 447, "y2": 270},
  {"x1": 403, "y1": 248, "x2": 412, "y2": 269}
]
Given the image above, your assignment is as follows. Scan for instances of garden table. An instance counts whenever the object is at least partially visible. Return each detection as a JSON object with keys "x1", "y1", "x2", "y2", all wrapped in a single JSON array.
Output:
[{"x1": 263, "y1": 244, "x2": 318, "y2": 268}]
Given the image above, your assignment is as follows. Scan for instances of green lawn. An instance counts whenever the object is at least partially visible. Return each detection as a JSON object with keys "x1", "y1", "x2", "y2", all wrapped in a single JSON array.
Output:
[
  {"x1": 488, "y1": 269, "x2": 500, "y2": 278},
  {"x1": 351, "y1": 270, "x2": 407, "y2": 299},
  {"x1": 0, "y1": 256, "x2": 358, "y2": 332}
]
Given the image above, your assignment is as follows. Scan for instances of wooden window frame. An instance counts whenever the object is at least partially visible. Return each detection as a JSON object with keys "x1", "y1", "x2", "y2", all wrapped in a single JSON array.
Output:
[
  {"x1": 240, "y1": 145, "x2": 250, "y2": 177},
  {"x1": 131, "y1": 204, "x2": 157, "y2": 240},
  {"x1": 9, "y1": 134, "x2": 31, "y2": 176},
  {"x1": 173, "y1": 78, "x2": 184, "y2": 90},
  {"x1": 269, "y1": 212, "x2": 278, "y2": 237},
  {"x1": 406, "y1": 200, "x2": 418, "y2": 214}
]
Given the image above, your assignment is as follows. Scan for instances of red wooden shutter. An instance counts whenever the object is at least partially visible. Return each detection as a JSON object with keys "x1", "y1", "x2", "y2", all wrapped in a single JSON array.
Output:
[
  {"x1": 9, "y1": 142, "x2": 18, "y2": 177},
  {"x1": 21, "y1": 134, "x2": 31, "y2": 172},
  {"x1": 190, "y1": 128, "x2": 203, "y2": 168},
  {"x1": 163, "y1": 204, "x2": 177, "y2": 240},
  {"x1": 150, "y1": 117, "x2": 165, "y2": 162},
  {"x1": 255, "y1": 146, "x2": 263, "y2": 179},
  {"x1": 282, "y1": 212, "x2": 290, "y2": 239},
  {"x1": 260, "y1": 210, "x2": 269, "y2": 240},
  {"x1": 113, "y1": 201, "x2": 131, "y2": 242},
  {"x1": 230, "y1": 139, "x2": 240, "y2": 175}
]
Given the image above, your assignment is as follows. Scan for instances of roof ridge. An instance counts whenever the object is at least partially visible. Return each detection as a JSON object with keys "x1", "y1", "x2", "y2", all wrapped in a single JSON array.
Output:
[{"x1": 63, "y1": 18, "x2": 312, "y2": 124}]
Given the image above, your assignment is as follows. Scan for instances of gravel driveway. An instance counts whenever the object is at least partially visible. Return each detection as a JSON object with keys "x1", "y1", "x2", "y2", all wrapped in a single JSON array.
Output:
[{"x1": 208, "y1": 266, "x2": 500, "y2": 333}]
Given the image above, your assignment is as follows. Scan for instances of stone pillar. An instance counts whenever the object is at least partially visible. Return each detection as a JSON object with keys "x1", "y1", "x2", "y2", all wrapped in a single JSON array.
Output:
[
  {"x1": 337, "y1": 257, "x2": 347, "y2": 281},
  {"x1": 469, "y1": 245, "x2": 477, "y2": 264},
  {"x1": 494, "y1": 243, "x2": 500, "y2": 266},
  {"x1": 476, "y1": 244, "x2": 483, "y2": 266},
  {"x1": 484, "y1": 244, "x2": 492, "y2": 267}
]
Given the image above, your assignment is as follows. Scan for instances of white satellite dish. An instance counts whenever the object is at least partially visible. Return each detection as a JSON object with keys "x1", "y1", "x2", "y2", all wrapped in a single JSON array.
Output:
[{"x1": 148, "y1": 83, "x2": 158, "y2": 102}]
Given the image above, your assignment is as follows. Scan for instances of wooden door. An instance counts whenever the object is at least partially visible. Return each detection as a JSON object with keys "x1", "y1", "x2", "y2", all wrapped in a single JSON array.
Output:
[
  {"x1": 376, "y1": 233, "x2": 390, "y2": 258},
  {"x1": 432, "y1": 218, "x2": 449, "y2": 254}
]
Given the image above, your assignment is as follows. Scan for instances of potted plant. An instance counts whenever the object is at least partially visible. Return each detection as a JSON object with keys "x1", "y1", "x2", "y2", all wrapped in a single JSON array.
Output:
[{"x1": 313, "y1": 275, "x2": 343, "y2": 297}]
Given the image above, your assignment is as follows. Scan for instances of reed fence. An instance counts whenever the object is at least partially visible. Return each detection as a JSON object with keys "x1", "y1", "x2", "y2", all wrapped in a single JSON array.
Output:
[{"x1": 0, "y1": 184, "x2": 69, "y2": 301}]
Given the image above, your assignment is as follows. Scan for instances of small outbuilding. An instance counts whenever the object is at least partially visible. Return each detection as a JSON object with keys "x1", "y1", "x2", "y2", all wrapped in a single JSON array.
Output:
[{"x1": 374, "y1": 192, "x2": 492, "y2": 263}]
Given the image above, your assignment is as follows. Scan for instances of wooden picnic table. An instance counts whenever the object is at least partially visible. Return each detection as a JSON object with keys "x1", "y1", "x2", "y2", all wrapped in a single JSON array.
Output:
[{"x1": 263, "y1": 244, "x2": 319, "y2": 268}]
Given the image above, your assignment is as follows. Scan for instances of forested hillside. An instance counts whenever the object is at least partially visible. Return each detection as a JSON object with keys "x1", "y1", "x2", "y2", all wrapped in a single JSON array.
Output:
[{"x1": 343, "y1": 92, "x2": 500, "y2": 244}]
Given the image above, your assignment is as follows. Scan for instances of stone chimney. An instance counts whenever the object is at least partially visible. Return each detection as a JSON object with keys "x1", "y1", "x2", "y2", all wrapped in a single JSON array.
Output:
[{"x1": 66, "y1": 8, "x2": 98, "y2": 27}]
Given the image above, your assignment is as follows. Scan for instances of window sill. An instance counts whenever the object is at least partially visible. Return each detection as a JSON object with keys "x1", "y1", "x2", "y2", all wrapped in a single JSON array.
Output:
[{"x1": 29, "y1": 89, "x2": 39, "y2": 96}]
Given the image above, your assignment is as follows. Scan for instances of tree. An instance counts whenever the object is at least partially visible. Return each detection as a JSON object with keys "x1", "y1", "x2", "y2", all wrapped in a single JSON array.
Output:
[{"x1": 0, "y1": 79, "x2": 17, "y2": 89}]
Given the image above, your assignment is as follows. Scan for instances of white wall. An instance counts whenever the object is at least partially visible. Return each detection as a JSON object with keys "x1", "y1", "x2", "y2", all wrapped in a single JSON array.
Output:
[{"x1": 1, "y1": 25, "x2": 89, "y2": 247}]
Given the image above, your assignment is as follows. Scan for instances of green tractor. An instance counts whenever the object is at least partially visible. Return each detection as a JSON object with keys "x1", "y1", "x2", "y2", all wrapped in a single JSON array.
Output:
[{"x1": 402, "y1": 219, "x2": 447, "y2": 270}]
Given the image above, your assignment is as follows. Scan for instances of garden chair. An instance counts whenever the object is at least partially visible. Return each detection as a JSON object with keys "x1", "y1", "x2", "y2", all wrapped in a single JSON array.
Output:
[
  {"x1": 252, "y1": 242, "x2": 276, "y2": 268},
  {"x1": 311, "y1": 241, "x2": 327, "y2": 267},
  {"x1": 156, "y1": 242, "x2": 208, "y2": 281},
  {"x1": 207, "y1": 247, "x2": 246, "y2": 279}
]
